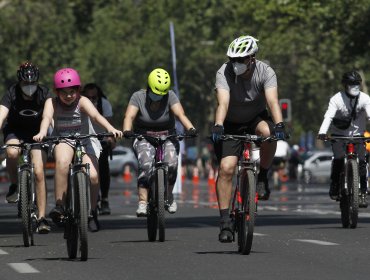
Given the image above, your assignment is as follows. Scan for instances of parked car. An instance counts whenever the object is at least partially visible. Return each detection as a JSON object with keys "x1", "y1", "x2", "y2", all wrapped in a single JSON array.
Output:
[
  {"x1": 109, "y1": 145, "x2": 138, "y2": 176},
  {"x1": 302, "y1": 150, "x2": 333, "y2": 184}
]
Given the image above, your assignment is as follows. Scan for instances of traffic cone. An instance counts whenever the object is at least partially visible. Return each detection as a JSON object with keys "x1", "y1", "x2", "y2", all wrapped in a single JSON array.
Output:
[
  {"x1": 122, "y1": 165, "x2": 132, "y2": 183},
  {"x1": 192, "y1": 167, "x2": 199, "y2": 184},
  {"x1": 207, "y1": 168, "x2": 216, "y2": 187},
  {"x1": 181, "y1": 166, "x2": 186, "y2": 182}
]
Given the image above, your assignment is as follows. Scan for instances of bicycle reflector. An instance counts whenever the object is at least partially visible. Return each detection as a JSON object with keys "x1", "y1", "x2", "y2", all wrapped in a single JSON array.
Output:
[
  {"x1": 243, "y1": 143, "x2": 251, "y2": 160},
  {"x1": 347, "y1": 143, "x2": 355, "y2": 154}
]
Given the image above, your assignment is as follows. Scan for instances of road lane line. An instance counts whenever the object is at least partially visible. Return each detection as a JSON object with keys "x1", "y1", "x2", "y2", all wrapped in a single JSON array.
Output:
[
  {"x1": 8, "y1": 263, "x2": 40, "y2": 273},
  {"x1": 294, "y1": 239, "x2": 339, "y2": 246},
  {"x1": 0, "y1": 249, "x2": 8, "y2": 255},
  {"x1": 253, "y1": 232, "x2": 267, "y2": 236}
]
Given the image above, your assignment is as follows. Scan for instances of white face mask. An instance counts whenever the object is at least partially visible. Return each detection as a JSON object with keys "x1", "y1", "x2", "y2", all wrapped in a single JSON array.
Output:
[
  {"x1": 148, "y1": 91, "x2": 163, "y2": 101},
  {"x1": 21, "y1": 85, "x2": 37, "y2": 97},
  {"x1": 232, "y1": 62, "x2": 247, "y2": 76},
  {"x1": 347, "y1": 85, "x2": 360, "y2": 97}
]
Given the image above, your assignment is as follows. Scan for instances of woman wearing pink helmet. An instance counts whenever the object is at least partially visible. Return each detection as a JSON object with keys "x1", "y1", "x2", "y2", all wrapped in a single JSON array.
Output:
[{"x1": 34, "y1": 68, "x2": 123, "y2": 232}]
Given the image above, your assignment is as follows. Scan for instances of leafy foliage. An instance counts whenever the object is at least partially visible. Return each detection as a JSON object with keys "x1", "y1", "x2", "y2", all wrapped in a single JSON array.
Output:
[{"x1": 0, "y1": 0, "x2": 369, "y2": 143}]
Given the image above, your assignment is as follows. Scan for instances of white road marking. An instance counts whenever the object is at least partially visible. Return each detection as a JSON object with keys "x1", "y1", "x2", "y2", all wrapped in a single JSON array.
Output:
[
  {"x1": 0, "y1": 249, "x2": 8, "y2": 254},
  {"x1": 119, "y1": 215, "x2": 137, "y2": 219},
  {"x1": 253, "y1": 232, "x2": 267, "y2": 236},
  {"x1": 294, "y1": 239, "x2": 339, "y2": 246},
  {"x1": 8, "y1": 263, "x2": 40, "y2": 273}
]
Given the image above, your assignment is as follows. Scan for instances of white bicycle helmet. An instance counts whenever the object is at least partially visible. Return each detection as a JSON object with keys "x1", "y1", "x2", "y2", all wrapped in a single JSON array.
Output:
[{"x1": 227, "y1": 35, "x2": 259, "y2": 57}]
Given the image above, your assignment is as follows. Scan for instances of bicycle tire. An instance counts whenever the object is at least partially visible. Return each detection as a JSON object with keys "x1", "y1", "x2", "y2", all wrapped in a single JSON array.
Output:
[
  {"x1": 156, "y1": 168, "x2": 166, "y2": 242},
  {"x1": 66, "y1": 178, "x2": 78, "y2": 259},
  {"x1": 239, "y1": 169, "x2": 256, "y2": 255},
  {"x1": 348, "y1": 159, "x2": 359, "y2": 228},
  {"x1": 147, "y1": 201, "x2": 158, "y2": 242},
  {"x1": 76, "y1": 172, "x2": 89, "y2": 261},
  {"x1": 19, "y1": 170, "x2": 32, "y2": 247}
]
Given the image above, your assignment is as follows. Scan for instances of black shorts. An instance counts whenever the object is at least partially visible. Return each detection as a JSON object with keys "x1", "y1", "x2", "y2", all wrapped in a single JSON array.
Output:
[{"x1": 214, "y1": 110, "x2": 275, "y2": 163}]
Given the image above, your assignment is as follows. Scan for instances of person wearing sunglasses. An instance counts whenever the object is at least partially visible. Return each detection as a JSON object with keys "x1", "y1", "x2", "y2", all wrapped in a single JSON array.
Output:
[{"x1": 212, "y1": 35, "x2": 287, "y2": 242}]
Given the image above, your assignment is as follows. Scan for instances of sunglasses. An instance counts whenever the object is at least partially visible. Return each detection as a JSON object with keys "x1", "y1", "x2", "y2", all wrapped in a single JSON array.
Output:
[{"x1": 229, "y1": 55, "x2": 255, "y2": 63}]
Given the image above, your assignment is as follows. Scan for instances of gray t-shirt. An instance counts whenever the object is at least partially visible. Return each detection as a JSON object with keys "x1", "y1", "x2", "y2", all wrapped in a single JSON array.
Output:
[
  {"x1": 215, "y1": 60, "x2": 277, "y2": 123},
  {"x1": 129, "y1": 89, "x2": 179, "y2": 132}
]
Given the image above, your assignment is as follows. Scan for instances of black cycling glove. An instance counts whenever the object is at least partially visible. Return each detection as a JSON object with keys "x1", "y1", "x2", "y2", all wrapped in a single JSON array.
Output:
[
  {"x1": 211, "y1": 124, "x2": 224, "y2": 143},
  {"x1": 274, "y1": 122, "x2": 287, "y2": 140},
  {"x1": 186, "y1": 128, "x2": 198, "y2": 136}
]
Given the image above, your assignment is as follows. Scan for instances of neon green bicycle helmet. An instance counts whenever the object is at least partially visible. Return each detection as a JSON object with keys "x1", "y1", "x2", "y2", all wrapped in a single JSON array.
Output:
[{"x1": 148, "y1": 68, "x2": 171, "y2": 96}]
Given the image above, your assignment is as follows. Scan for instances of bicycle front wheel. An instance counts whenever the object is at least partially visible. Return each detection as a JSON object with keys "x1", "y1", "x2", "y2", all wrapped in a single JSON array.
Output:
[
  {"x1": 147, "y1": 200, "x2": 158, "y2": 242},
  {"x1": 76, "y1": 172, "x2": 89, "y2": 261},
  {"x1": 347, "y1": 159, "x2": 359, "y2": 228},
  {"x1": 156, "y1": 168, "x2": 166, "y2": 242},
  {"x1": 19, "y1": 170, "x2": 32, "y2": 247},
  {"x1": 66, "y1": 178, "x2": 78, "y2": 259},
  {"x1": 239, "y1": 169, "x2": 256, "y2": 255}
]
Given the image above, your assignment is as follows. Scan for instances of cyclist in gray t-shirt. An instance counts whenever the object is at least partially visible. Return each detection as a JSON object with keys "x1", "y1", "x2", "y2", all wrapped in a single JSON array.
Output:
[
  {"x1": 123, "y1": 68, "x2": 197, "y2": 217},
  {"x1": 212, "y1": 35, "x2": 288, "y2": 243}
]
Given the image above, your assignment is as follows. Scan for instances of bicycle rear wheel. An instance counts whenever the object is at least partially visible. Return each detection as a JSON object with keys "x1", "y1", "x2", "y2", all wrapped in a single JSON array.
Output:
[
  {"x1": 347, "y1": 159, "x2": 359, "y2": 228},
  {"x1": 239, "y1": 169, "x2": 256, "y2": 255},
  {"x1": 156, "y1": 168, "x2": 166, "y2": 242},
  {"x1": 19, "y1": 170, "x2": 32, "y2": 247},
  {"x1": 76, "y1": 172, "x2": 89, "y2": 261}
]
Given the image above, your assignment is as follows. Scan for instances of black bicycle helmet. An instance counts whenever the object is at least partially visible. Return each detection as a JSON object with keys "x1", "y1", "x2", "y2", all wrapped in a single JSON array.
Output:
[
  {"x1": 17, "y1": 61, "x2": 39, "y2": 83},
  {"x1": 341, "y1": 71, "x2": 362, "y2": 85}
]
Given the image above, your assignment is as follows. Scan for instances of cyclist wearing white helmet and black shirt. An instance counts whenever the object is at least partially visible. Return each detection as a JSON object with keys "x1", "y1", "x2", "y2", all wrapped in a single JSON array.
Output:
[
  {"x1": 212, "y1": 35, "x2": 287, "y2": 242},
  {"x1": 0, "y1": 61, "x2": 52, "y2": 233},
  {"x1": 318, "y1": 71, "x2": 370, "y2": 208}
]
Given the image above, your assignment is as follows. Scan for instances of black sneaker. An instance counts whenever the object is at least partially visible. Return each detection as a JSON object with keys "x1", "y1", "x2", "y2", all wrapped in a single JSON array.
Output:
[
  {"x1": 100, "y1": 200, "x2": 111, "y2": 215},
  {"x1": 49, "y1": 205, "x2": 65, "y2": 227},
  {"x1": 6, "y1": 184, "x2": 18, "y2": 203},
  {"x1": 37, "y1": 217, "x2": 51, "y2": 234},
  {"x1": 359, "y1": 194, "x2": 368, "y2": 208},
  {"x1": 256, "y1": 179, "x2": 270, "y2": 200},
  {"x1": 329, "y1": 183, "x2": 339, "y2": 200},
  {"x1": 88, "y1": 209, "x2": 100, "y2": 232},
  {"x1": 218, "y1": 219, "x2": 234, "y2": 243}
]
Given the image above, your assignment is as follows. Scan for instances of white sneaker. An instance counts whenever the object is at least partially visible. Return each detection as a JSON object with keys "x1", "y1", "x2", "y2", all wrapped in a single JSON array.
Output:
[
  {"x1": 166, "y1": 201, "x2": 177, "y2": 214},
  {"x1": 136, "y1": 201, "x2": 148, "y2": 217}
]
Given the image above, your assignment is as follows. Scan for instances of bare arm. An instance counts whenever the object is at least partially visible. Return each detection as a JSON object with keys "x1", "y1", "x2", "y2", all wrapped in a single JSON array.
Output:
[
  {"x1": 123, "y1": 104, "x2": 139, "y2": 131},
  {"x1": 33, "y1": 98, "x2": 54, "y2": 141},
  {"x1": 80, "y1": 96, "x2": 122, "y2": 138},
  {"x1": 265, "y1": 87, "x2": 283, "y2": 124},
  {"x1": 0, "y1": 105, "x2": 9, "y2": 129},
  {"x1": 214, "y1": 88, "x2": 230, "y2": 125},
  {"x1": 171, "y1": 103, "x2": 194, "y2": 130}
]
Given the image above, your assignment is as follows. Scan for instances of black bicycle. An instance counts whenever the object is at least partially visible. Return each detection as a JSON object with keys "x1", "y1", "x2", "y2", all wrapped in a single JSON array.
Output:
[
  {"x1": 219, "y1": 134, "x2": 275, "y2": 255},
  {"x1": 45, "y1": 132, "x2": 113, "y2": 261},
  {"x1": 1, "y1": 142, "x2": 47, "y2": 247},
  {"x1": 126, "y1": 133, "x2": 195, "y2": 242},
  {"x1": 325, "y1": 136, "x2": 370, "y2": 229}
]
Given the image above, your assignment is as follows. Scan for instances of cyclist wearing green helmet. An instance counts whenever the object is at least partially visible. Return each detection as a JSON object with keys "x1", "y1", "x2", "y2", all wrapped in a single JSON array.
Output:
[
  {"x1": 212, "y1": 35, "x2": 287, "y2": 242},
  {"x1": 123, "y1": 68, "x2": 197, "y2": 217}
]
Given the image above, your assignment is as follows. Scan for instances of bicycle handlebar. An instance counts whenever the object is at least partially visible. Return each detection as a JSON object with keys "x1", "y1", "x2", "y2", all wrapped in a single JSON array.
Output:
[
  {"x1": 125, "y1": 133, "x2": 196, "y2": 142},
  {"x1": 0, "y1": 142, "x2": 47, "y2": 150},
  {"x1": 324, "y1": 136, "x2": 370, "y2": 143},
  {"x1": 215, "y1": 134, "x2": 278, "y2": 143}
]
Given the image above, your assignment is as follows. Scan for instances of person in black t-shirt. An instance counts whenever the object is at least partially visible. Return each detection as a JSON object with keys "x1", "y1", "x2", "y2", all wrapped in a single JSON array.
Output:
[{"x1": 0, "y1": 61, "x2": 52, "y2": 233}]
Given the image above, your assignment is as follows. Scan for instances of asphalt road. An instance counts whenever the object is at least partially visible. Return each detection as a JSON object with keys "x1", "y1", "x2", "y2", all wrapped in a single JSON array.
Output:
[{"x1": 1, "y1": 177, "x2": 370, "y2": 280}]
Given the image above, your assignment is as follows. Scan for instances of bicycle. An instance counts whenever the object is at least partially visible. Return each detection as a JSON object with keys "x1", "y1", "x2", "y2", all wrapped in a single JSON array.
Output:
[
  {"x1": 0, "y1": 142, "x2": 47, "y2": 247},
  {"x1": 44, "y1": 132, "x2": 113, "y2": 261},
  {"x1": 126, "y1": 132, "x2": 195, "y2": 242},
  {"x1": 219, "y1": 134, "x2": 276, "y2": 255},
  {"x1": 324, "y1": 136, "x2": 370, "y2": 229}
]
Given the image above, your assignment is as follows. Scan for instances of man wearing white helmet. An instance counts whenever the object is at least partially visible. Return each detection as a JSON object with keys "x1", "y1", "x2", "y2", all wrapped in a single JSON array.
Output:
[
  {"x1": 212, "y1": 35, "x2": 287, "y2": 242},
  {"x1": 318, "y1": 71, "x2": 370, "y2": 208}
]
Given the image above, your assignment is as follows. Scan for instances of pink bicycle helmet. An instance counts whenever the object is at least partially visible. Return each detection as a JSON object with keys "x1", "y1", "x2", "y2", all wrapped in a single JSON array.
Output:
[{"x1": 54, "y1": 68, "x2": 81, "y2": 89}]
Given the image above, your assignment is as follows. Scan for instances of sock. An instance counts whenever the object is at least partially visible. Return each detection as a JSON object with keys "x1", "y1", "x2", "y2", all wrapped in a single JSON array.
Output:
[
  {"x1": 258, "y1": 167, "x2": 268, "y2": 180},
  {"x1": 220, "y1": 208, "x2": 230, "y2": 221}
]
